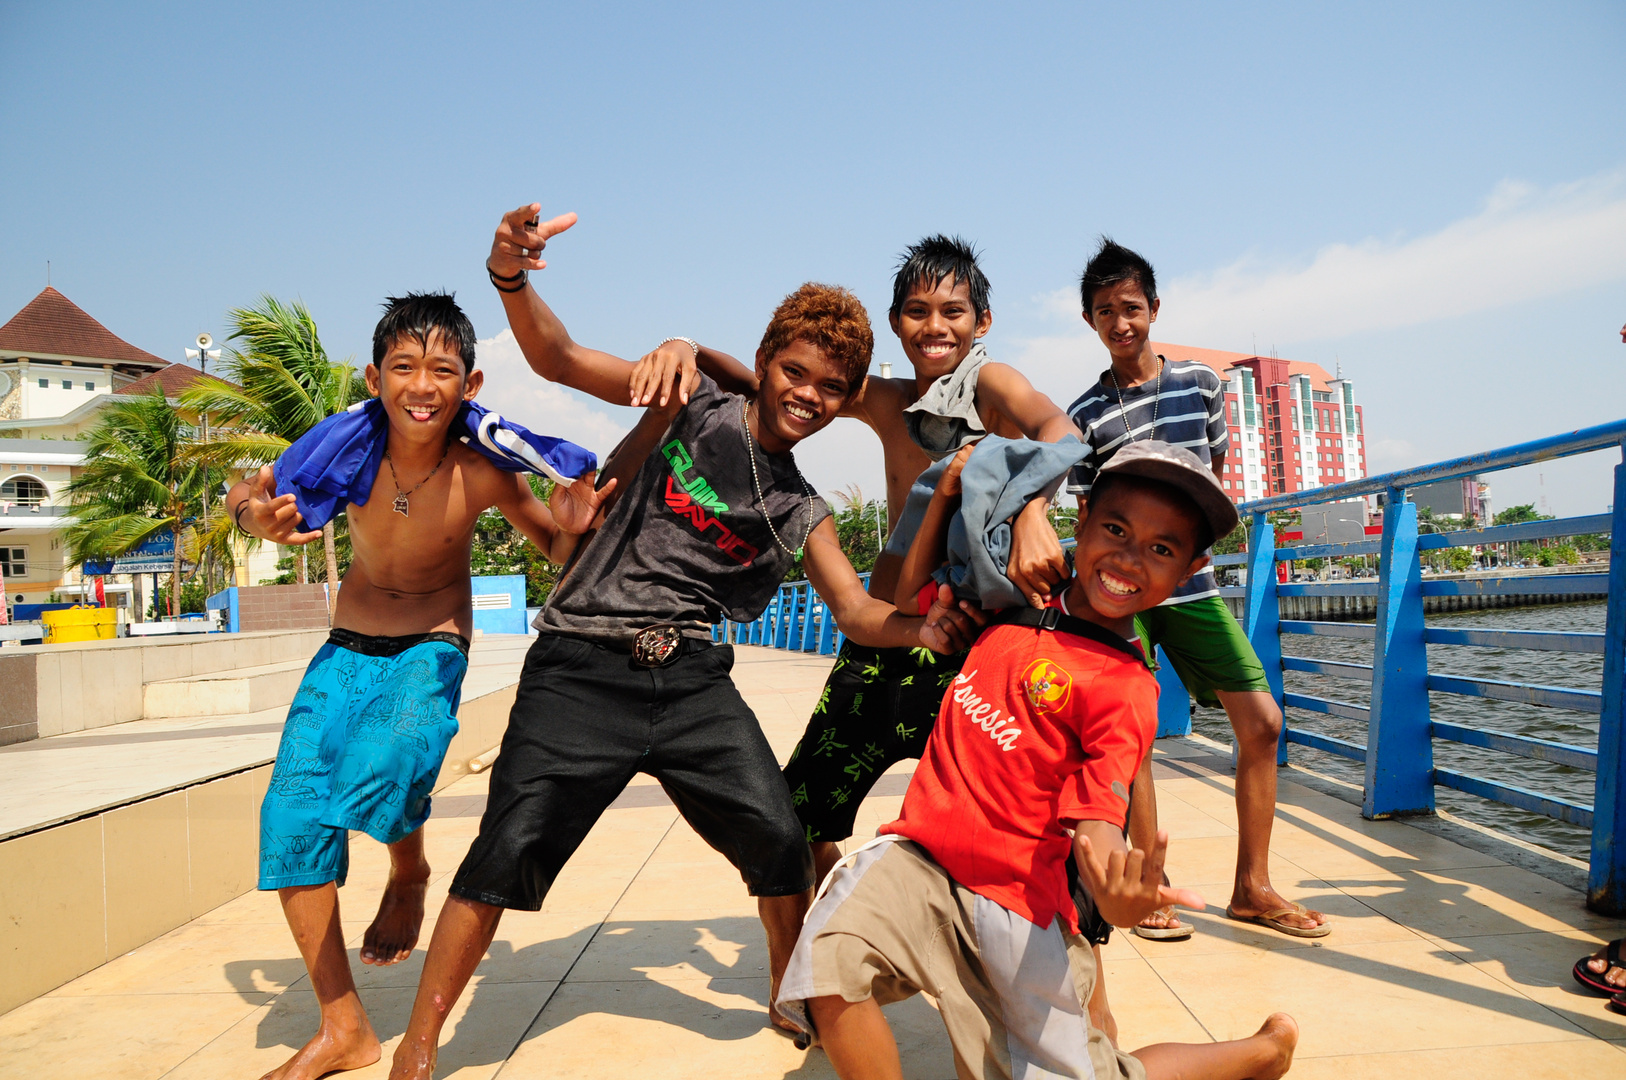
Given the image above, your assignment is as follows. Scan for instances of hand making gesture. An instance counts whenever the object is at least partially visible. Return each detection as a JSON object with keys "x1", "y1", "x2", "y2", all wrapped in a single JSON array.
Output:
[
  {"x1": 235, "y1": 466, "x2": 322, "y2": 545},
  {"x1": 1074, "y1": 824, "x2": 1206, "y2": 929},
  {"x1": 547, "y1": 471, "x2": 619, "y2": 535},
  {"x1": 488, "y1": 203, "x2": 578, "y2": 282}
]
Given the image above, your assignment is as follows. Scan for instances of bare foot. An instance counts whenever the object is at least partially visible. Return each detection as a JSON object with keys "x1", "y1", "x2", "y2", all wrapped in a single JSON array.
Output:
[
  {"x1": 361, "y1": 872, "x2": 429, "y2": 966},
  {"x1": 1254, "y1": 1012, "x2": 1298, "y2": 1080},
  {"x1": 260, "y1": 1019, "x2": 380, "y2": 1080},
  {"x1": 767, "y1": 975, "x2": 805, "y2": 1040},
  {"x1": 1584, "y1": 942, "x2": 1626, "y2": 990},
  {"x1": 387, "y1": 1038, "x2": 436, "y2": 1080},
  {"x1": 1230, "y1": 885, "x2": 1326, "y2": 933}
]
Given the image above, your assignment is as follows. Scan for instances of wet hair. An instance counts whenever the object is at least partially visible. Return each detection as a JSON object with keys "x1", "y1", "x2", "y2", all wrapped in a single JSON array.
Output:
[
  {"x1": 372, "y1": 292, "x2": 477, "y2": 372},
  {"x1": 758, "y1": 283, "x2": 874, "y2": 397},
  {"x1": 889, "y1": 234, "x2": 991, "y2": 322},
  {"x1": 1088, "y1": 471, "x2": 1214, "y2": 553},
  {"x1": 1079, "y1": 238, "x2": 1157, "y2": 314}
]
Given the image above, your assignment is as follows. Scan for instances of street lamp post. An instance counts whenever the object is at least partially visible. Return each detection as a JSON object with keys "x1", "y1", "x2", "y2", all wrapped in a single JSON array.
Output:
[{"x1": 184, "y1": 333, "x2": 221, "y2": 594}]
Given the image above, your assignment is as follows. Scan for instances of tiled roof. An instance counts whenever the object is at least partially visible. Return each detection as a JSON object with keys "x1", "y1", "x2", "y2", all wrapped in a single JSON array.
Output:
[
  {"x1": 116, "y1": 364, "x2": 232, "y2": 397},
  {"x1": 1151, "y1": 341, "x2": 1340, "y2": 392},
  {"x1": 0, "y1": 287, "x2": 168, "y2": 368}
]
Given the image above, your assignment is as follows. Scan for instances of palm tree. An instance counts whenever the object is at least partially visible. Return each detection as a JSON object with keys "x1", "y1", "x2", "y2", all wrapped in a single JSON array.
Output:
[
  {"x1": 65, "y1": 387, "x2": 208, "y2": 618},
  {"x1": 181, "y1": 296, "x2": 365, "y2": 607}
]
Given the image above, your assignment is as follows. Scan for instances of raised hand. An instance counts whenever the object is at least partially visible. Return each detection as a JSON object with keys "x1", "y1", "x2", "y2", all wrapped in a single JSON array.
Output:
[
  {"x1": 919, "y1": 583, "x2": 988, "y2": 653},
  {"x1": 242, "y1": 466, "x2": 322, "y2": 545},
  {"x1": 1007, "y1": 498, "x2": 1069, "y2": 608},
  {"x1": 1075, "y1": 827, "x2": 1206, "y2": 929},
  {"x1": 548, "y1": 470, "x2": 618, "y2": 535},
  {"x1": 488, "y1": 204, "x2": 578, "y2": 282},
  {"x1": 939, "y1": 442, "x2": 976, "y2": 498},
  {"x1": 629, "y1": 340, "x2": 701, "y2": 410}
]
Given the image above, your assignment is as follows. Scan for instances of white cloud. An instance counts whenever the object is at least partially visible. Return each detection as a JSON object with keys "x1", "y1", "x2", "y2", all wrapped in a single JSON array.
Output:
[
  {"x1": 474, "y1": 329, "x2": 630, "y2": 458},
  {"x1": 1011, "y1": 168, "x2": 1626, "y2": 374}
]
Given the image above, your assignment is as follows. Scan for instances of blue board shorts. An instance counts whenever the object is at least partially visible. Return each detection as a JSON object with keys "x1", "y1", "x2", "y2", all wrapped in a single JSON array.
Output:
[{"x1": 258, "y1": 629, "x2": 469, "y2": 890}]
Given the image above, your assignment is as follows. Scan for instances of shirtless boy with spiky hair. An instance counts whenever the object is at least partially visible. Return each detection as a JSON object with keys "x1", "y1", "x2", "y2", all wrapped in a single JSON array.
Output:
[{"x1": 229, "y1": 292, "x2": 615, "y2": 1080}]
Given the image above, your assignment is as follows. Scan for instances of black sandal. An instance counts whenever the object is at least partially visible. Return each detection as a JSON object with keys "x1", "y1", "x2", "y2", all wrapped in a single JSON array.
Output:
[{"x1": 1572, "y1": 938, "x2": 1625, "y2": 996}]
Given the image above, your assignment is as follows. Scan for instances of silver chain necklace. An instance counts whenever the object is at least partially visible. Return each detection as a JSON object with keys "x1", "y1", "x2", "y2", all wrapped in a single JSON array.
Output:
[
  {"x1": 1107, "y1": 356, "x2": 1163, "y2": 442},
  {"x1": 742, "y1": 399, "x2": 816, "y2": 559}
]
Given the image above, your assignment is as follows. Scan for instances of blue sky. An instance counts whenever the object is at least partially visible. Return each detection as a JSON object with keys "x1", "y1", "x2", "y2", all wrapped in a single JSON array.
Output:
[{"x1": 3, "y1": 1, "x2": 1623, "y2": 513}]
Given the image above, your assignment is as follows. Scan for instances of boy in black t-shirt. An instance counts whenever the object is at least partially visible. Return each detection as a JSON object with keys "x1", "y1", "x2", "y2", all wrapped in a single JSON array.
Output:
[{"x1": 387, "y1": 207, "x2": 983, "y2": 1079}]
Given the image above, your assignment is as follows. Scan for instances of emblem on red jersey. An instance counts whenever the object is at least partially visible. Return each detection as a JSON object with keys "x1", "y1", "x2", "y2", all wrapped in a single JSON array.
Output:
[{"x1": 1020, "y1": 658, "x2": 1072, "y2": 715}]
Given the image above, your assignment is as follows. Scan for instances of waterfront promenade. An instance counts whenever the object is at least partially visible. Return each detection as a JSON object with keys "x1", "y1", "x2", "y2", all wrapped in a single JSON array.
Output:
[{"x1": 2, "y1": 642, "x2": 1624, "y2": 1078}]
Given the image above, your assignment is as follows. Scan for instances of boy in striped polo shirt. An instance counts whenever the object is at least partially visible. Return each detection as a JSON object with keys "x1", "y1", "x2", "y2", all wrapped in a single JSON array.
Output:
[{"x1": 1061, "y1": 239, "x2": 1328, "y2": 940}]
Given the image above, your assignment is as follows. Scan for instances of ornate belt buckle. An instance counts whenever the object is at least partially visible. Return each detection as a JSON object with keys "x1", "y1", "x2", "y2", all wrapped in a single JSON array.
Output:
[{"x1": 632, "y1": 624, "x2": 684, "y2": 668}]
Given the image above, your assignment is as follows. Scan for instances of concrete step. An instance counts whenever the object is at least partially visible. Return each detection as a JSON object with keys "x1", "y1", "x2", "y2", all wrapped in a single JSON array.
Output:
[{"x1": 141, "y1": 658, "x2": 310, "y2": 719}]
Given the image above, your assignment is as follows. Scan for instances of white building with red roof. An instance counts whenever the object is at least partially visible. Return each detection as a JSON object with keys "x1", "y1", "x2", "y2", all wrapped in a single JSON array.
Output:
[{"x1": 0, "y1": 288, "x2": 277, "y2": 617}]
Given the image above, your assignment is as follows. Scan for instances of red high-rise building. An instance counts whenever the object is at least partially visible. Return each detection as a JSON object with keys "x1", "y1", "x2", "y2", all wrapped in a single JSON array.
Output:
[{"x1": 1150, "y1": 342, "x2": 1368, "y2": 505}]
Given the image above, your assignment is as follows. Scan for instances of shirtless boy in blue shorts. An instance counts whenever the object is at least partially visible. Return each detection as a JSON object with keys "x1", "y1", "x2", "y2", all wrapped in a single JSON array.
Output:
[{"x1": 228, "y1": 293, "x2": 616, "y2": 1080}]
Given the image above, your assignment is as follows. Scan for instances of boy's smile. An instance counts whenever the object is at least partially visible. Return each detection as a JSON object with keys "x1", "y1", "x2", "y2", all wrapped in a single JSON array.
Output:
[
  {"x1": 750, "y1": 339, "x2": 852, "y2": 454},
  {"x1": 889, "y1": 275, "x2": 993, "y2": 384},
  {"x1": 1066, "y1": 480, "x2": 1206, "y2": 636},
  {"x1": 1083, "y1": 280, "x2": 1159, "y2": 372}
]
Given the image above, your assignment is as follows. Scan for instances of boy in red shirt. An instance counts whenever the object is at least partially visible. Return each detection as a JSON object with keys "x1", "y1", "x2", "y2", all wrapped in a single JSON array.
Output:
[{"x1": 776, "y1": 442, "x2": 1298, "y2": 1080}]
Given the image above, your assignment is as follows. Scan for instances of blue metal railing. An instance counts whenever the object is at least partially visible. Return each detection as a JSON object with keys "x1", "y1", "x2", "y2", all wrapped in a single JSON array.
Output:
[
  {"x1": 1222, "y1": 417, "x2": 1625, "y2": 916},
  {"x1": 712, "y1": 573, "x2": 871, "y2": 656},
  {"x1": 718, "y1": 420, "x2": 1626, "y2": 915}
]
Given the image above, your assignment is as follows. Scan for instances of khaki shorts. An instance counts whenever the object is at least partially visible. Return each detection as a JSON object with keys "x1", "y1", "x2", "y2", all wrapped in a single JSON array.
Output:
[{"x1": 776, "y1": 838, "x2": 1144, "y2": 1080}]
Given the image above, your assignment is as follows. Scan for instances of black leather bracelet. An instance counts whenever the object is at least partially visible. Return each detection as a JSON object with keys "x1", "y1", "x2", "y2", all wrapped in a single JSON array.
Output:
[
  {"x1": 233, "y1": 500, "x2": 250, "y2": 533},
  {"x1": 486, "y1": 262, "x2": 525, "y2": 282},
  {"x1": 488, "y1": 267, "x2": 528, "y2": 293}
]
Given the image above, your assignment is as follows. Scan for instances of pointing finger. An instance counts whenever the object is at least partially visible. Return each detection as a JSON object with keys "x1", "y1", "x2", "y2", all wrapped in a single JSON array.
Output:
[{"x1": 535, "y1": 211, "x2": 577, "y2": 241}]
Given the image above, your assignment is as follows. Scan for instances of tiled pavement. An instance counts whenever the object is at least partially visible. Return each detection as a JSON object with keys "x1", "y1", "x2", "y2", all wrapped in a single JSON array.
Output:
[{"x1": 2, "y1": 644, "x2": 1624, "y2": 1078}]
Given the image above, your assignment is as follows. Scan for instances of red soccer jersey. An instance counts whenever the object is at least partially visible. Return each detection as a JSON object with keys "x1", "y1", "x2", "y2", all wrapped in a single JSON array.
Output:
[{"x1": 882, "y1": 599, "x2": 1157, "y2": 932}]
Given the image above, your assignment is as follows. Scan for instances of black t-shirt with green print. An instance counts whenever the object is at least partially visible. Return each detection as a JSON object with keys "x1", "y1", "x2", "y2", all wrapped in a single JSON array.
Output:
[{"x1": 539, "y1": 374, "x2": 831, "y2": 646}]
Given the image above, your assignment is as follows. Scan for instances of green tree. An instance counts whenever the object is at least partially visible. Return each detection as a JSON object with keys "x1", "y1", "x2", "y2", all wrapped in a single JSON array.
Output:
[
  {"x1": 1494, "y1": 503, "x2": 1550, "y2": 526},
  {"x1": 65, "y1": 388, "x2": 208, "y2": 618},
  {"x1": 788, "y1": 486, "x2": 887, "y2": 581},
  {"x1": 180, "y1": 296, "x2": 365, "y2": 603},
  {"x1": 466, "y1": 476, "x2": 566, "y2": 605}
]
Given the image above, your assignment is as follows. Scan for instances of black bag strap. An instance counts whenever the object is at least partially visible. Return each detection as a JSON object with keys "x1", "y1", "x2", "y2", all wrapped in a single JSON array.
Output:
[{"x1": 992, "y1": 605, "x2": 1145, "y2": 664}]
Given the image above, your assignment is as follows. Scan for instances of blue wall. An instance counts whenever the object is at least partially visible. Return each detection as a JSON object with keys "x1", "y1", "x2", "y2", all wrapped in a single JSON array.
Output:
[{"x1": 471, "y1": 575, "x2": 528, "y2": 635}]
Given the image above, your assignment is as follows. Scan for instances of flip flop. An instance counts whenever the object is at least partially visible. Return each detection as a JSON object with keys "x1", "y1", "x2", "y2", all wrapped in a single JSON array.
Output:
[
  {"x1": 1572, "y1": 939, "x2": 1625, "y2": 997},
  {"x1": 1225, "y1": 902, "x2": 1331, "y2": 939},
  {"x1": 1610, "y1": 991, "x2": 1626, "y2": 1016},
  {"x1": 1133, "y1": 906, "x2": 1195, "y2": 941}
]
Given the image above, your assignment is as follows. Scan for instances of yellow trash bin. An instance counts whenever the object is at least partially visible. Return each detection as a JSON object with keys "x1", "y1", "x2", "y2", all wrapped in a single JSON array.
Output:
[{"x1": 41, "y1": 606, "x2": 119, "y2": 644}]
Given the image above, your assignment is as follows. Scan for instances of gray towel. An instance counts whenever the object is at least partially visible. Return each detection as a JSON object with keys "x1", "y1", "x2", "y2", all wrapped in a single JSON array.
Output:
[
  {"x1": 884, "y1": 435, "x2": 1089, "y2": 611},
  {"x1": 902, "y1": 344, "x2": 991, "y2": 460}
]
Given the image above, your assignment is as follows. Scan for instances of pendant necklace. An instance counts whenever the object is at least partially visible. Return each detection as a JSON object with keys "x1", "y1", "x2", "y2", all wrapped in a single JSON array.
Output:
[
  {"x1": 384, "y1": 445, "x2": 450, "y2": 517},
  {"x1": 742, "y1": 399, "x2": 816, "y2": 559},
  {"x1": 1107, "y1": 356, "x2": 1163, "y2": 442}
]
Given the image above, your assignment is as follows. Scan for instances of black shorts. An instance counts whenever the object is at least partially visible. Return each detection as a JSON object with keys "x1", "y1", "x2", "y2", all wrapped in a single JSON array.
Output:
[
  {"x1": 780, "y1": 641, "x2": 967, "y2": 844},
  {"x1": 450, "y1": 632, "x2": 815, "y2": 910}
]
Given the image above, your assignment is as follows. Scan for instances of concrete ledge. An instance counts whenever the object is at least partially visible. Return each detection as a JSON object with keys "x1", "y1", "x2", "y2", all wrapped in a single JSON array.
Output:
[
  {"x1": 141, "y1": 659, "x2": 310, "y2": 720},
  {"x1": 0, "y1": 764, "x2": 271, "y2": 1016},
  {"x1": 0, "y1": 677, "x2": 516, "y2": 1016},
  {"x1": 0, "y1": 629, "x2": 330, "y2": 746}
]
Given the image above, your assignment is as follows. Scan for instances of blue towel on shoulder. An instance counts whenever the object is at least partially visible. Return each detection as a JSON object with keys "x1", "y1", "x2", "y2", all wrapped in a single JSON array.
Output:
[{"x1": 272, "y1": 398, "x2": 597, "y2": 529}]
